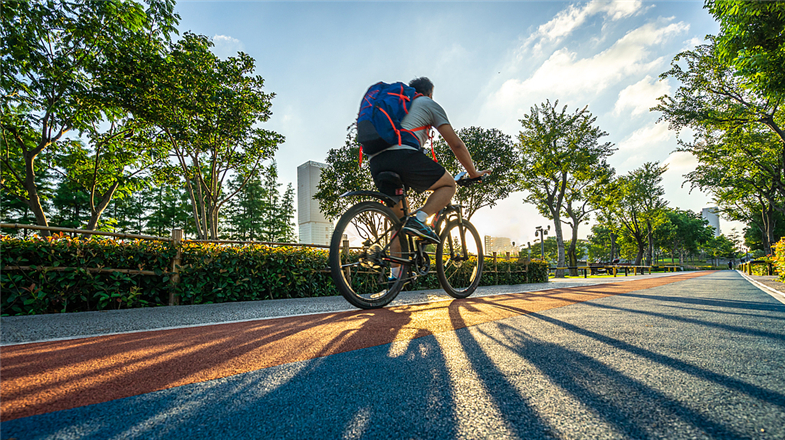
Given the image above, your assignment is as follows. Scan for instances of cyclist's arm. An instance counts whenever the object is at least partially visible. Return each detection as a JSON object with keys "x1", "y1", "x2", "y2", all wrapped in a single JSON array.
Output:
[{"x1": 436, "y1": 123, "x2": 490, "y2": 179}]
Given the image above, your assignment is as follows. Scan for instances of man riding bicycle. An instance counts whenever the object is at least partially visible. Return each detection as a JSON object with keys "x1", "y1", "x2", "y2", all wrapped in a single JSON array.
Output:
[{"x1": 365, "y1": 77, "x2": 490, "y2": 244}]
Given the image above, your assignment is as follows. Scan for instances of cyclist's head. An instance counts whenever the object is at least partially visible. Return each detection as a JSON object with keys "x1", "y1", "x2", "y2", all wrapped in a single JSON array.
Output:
[{"x1": 409, "y1": 77, "x2": 434, "y2": 97}]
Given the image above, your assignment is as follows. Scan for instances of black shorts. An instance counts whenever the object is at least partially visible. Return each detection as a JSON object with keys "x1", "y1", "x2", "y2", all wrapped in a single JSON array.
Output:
[{"x1": 369, "y1": 149, "x2": 446, "y2": 196}]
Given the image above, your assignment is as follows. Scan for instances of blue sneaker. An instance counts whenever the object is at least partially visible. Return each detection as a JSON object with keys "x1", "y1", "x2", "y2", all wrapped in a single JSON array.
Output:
[{"x1": 402, "y1": 216, "x2": 440, "y2": 244}]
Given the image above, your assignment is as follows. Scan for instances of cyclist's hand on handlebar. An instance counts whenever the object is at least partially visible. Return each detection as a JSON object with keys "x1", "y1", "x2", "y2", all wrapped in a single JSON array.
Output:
[
  {"x1": 455, "y1": 170, "x2": 490, "y2": 186},
  {"x1": 469, "y1": 169, "x2": 491, "y2": 179}
]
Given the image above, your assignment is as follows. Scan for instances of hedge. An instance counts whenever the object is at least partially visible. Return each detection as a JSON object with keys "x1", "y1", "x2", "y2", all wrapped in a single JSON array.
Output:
[{"x1": 1, "y1": 234, "x2": 549, "y2": 316}]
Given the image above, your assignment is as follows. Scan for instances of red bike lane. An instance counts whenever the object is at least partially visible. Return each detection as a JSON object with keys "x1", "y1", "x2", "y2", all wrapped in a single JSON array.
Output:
[{"x1": 1, "y1": 271, "x2": 710, "y2": 422}]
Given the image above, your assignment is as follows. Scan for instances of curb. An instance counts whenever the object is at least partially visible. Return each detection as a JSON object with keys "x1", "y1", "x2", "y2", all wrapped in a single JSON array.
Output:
[{"x1": 738, "y1": 270, "x2": 785, "y2": 305}]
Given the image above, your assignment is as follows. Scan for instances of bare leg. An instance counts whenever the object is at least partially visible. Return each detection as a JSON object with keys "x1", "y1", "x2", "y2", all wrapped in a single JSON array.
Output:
[{"x1": 419, "y1": 171, "x2": 456, "y2": 217}]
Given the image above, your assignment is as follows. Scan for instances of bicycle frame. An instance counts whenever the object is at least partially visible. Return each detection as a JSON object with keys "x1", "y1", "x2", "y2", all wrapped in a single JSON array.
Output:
[{"x1": 338, "y1": 179, "x2": 474, "y2": 280}]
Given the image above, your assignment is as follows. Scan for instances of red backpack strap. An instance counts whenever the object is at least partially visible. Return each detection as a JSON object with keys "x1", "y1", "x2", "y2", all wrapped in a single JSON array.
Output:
[{"x1": 428, "y1": 128, "x2": 437, "y2": 162}]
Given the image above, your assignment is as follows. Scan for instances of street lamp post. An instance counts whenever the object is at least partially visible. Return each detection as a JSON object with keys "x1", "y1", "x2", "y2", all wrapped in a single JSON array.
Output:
[{"x1": 535, "y1": 225, "x2": 550, "y2": 260}]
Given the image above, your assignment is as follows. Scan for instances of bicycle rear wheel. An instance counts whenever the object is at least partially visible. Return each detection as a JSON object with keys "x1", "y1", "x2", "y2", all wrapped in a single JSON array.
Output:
[
  {"x1": 329, "y1": 201, "x2": 409, "y2": 309},
  {"x1": 436, "y1": 220, "x2": 483, "y2": 298}
]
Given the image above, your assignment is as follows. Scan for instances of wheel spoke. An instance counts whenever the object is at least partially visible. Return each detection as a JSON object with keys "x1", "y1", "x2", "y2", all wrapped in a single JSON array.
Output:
[
  {"x1": 436, "y1": 220, "x2": 483, "y2": 299},
  {"x1": 329, "y1": 202, "x2": 410, "y2": 309}
]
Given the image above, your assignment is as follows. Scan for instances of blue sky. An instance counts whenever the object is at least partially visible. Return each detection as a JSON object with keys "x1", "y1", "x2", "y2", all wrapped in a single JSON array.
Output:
[{"x1": 175, "y1": 0, "x2": 736, "y2": 246}]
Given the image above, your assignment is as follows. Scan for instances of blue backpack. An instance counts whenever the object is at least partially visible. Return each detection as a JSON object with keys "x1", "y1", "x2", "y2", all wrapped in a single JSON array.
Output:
[{"x1": 356, "y1": 82, "x2": 431, "y2": 163}]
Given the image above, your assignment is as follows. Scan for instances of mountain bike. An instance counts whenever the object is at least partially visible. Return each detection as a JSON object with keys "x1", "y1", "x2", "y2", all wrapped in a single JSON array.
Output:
[{"x1": 329, "y1": 171, "x2": 486, "y2": 309}]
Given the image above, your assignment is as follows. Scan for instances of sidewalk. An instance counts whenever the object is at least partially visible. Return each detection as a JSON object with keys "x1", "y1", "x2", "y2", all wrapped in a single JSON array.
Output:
[{"x1": 740, "y1": 272, "x2": 785, "y2": 304}]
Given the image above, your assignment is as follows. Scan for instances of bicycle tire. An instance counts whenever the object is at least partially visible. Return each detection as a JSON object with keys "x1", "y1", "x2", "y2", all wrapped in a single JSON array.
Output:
[
  {"x1": 435, "y1": 219, "x2": 484, "y2": 298},
  {"x1": 329, "y1": 201, "x2": 410, "y2": 309}
]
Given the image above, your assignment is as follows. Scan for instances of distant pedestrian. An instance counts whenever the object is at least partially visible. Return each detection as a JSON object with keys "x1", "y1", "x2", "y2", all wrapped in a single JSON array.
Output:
[{"x1": 728, "y1": 261, "x2": 733, "y2": 270}]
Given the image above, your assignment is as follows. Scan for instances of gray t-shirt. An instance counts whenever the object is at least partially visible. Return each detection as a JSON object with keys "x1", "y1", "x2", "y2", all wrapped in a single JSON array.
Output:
[{"x1": 368, "y1": 96, "x2": 451, "y2": 160}]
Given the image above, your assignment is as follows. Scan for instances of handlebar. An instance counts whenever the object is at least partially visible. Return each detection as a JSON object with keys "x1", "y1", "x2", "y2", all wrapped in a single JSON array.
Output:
[{"x1": 455, "y1": 171, "x2": 489, "y2": 187}]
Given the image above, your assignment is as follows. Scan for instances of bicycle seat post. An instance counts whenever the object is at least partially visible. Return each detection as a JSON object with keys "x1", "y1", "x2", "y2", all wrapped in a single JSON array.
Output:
[{"x1": 376, "y1": 171, "x2": 410, "y2": 219}]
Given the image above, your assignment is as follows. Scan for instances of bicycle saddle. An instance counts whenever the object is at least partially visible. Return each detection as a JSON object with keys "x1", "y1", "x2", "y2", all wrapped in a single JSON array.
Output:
[{"x1": 376, "y1": 171, "x2": 407, "y2": 191}]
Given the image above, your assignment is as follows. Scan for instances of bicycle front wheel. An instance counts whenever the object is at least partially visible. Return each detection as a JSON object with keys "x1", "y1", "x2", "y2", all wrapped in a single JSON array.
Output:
[
  {"x1": 329, "y1": 201, "x2": 409, "y2": 309},
  {"x1": 436, "y1": 220, "x2": 483, "y2": 298}
]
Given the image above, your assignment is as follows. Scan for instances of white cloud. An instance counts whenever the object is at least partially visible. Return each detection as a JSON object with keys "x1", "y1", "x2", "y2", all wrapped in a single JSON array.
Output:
[
  {"x1": 613, "y1": 75, "x2": 671, "y2": 116},
  {"x1": 480, "y1": 20, "x2": 689, "y2": 134},
  {"x1": 211, "y1": 35, "x2": 244, "y2": 59},
  {"x1": 618, "y1": 122, "x2": 673, "y2": 152},
  {"x1": 526, "y1": 0, "x2": 643, "y2": 53},
  {"x1": 662, "y1": 150, "x2": 698, "y2": 172},
  {"x1": 683, "y1": 36, "x2": 705, "y2": 50}
]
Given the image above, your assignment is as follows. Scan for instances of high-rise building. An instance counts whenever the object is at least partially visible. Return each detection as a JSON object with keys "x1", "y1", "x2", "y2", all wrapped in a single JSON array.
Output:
[
  {"x1": 483, "y1": 235, "x2": 519, "y2": 256},
  {"x1": 702, "y1": 207, "x2": 721, "y2": 237},
  {"x1": 297, "y1": 161, "x2": 334, "y2": 246}
]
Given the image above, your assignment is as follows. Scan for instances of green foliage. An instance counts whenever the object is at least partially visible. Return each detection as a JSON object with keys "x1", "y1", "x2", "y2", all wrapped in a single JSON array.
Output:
[
  {"x1": 652, "y1": 208, "x2": 713, "y2": 263},
  {"x1": 224, "y1": 162, "x2": 297, "y2": 242},
  {"x1": 707, "y1": 0, "x2": 785, "y2": 100},
  {"x1": 598, "y1": 162, "x2": 668, "y2": 265},
  {"x1": 314, "y1": 133, "x2": 373, "y2": 221},
  {"x1": 100, "y1": 32, "x2": 285, "y2": 239},
  {"x1": 517, "y1": 100, "x2": 616, "y2": 274},
  {"x1": 0, "y1": 0, "x2": 179, "y2": 227},
  {"x1": 175, "y1": 243, "x2": 334, "y2": 304},
  {"x1": 1, "y1": 234, "x2": 550, "y2": 315},
  {"x1": 433, "y1": 126, "x2": 522, "y2": 219},
  {"x1": 479, "y1": 258, "x2": 549, "y2": 286},
  {"x1": 1, "y1": 234, "x2": 176, "y2": 315}
]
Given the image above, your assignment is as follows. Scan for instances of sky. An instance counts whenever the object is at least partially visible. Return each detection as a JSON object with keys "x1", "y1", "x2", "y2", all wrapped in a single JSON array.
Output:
[{"x1": 174, "y1": 0, "x2": 741, "y2": 247}]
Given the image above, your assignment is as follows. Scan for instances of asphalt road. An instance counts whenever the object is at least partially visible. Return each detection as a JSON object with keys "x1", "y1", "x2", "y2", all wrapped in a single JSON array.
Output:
[{"x1": 2, "y1": 271, "x2": 784, "y2": 440}]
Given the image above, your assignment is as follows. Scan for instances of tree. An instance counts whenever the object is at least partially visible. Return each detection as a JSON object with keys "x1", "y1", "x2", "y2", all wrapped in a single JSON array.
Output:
[
  {"x1": 225, "y1": 173, "x2": 267, "y2": 241},
  {"x1": 600, "y1": 163, "x2": 668, "y2": 265},
  {"x1": 315, "y1": 131, "x2": 374, "y2": 222},
  {"x1": 50, "y1": 179, "x2": 90, "y2": 229},
  {"x1": 655, "y1": 41, "x2": 785, "y2": 201},
  {"x1": 652, "y1": 208, "x2": 713, "y2": 265},
  {"x1": 55, "y1": 123, "x2": 167, "y2": 230},
  {"x1": 706, "y1": 0, "x2": 785, "y2": 99},
  {"x1": 517, "y1": 100, "x2": 616, "y2": 277},
  {"x1": 142, "y1": 183, "x2": 194, "y2": 237},
  {"x1": 432, "y1": 126, "x2": 522, "y2": 219},
  {"x1": 259, "y1": 163, "x2": 296, "y2": 242},
  {"x1": 586, "y1": 224, "x2": 617, "y2": 263},
  {"x1": 562, "y1": 159, "x2": 614, "y2": 273},
  {"x1": 704, "y1": 234, "x2": 739, "y2": 266},
  {"x1": 0, "y1": 0, "x2": 178, "y2": 228},
  {"x1": 678, "y1": 124, "x2": 783, "y2": 251},
  {"x1": 225, "y1": 162, "x2": 296, "y2": 242},
  {"x1": 101, "y1": 32, "x2": 284, "y2": 239}
]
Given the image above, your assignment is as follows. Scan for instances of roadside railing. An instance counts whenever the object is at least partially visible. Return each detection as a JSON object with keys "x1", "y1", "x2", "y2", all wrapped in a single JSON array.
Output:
[
  {"x1": 546, "y1": 264, "x2": 686, "y2": 278},
  {"x1": 738, "y1": 260, "x2": 775, "y2": 276}
]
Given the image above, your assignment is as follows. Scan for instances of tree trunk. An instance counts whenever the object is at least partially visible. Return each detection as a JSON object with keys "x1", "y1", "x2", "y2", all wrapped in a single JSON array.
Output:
[
  {"x1": 634, "y1": 235, "x2": 645, "y2": 265},
  {"x1": 85, "y1": 182, "x2": 121, "y2": 231},
  {"x1": 645, "y1": 222, "x2": 653, "y2": 266},
  {"x1": 567, "y1": 224, "x2": 579, "y2": 276},
  {"x1": 24, "y1": 152, "x2": 49, "y2": 229},
  {"x1": 553, "y1": 216, "x2": 567, "y2": 278}
]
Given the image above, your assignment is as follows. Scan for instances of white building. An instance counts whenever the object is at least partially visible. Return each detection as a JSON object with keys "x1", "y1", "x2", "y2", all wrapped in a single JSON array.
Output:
[
  {"x1": 483, "y1": 235, "x2": 520, "y2": 256},
  {"x1": 297, "y1": 161, "x2": 334, "y2": 246},
  {"x1": 702, "y1": 207, "x2": 721, "y2": 237}
]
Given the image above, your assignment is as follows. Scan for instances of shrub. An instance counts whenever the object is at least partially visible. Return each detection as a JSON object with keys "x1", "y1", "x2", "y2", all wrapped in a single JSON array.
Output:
[
  {"x1": 1, "y1": 235, "x2": 550, "y2": 315},
  {"x1": 1, "y1": 234, "x2": 174, "y2": 315}
]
